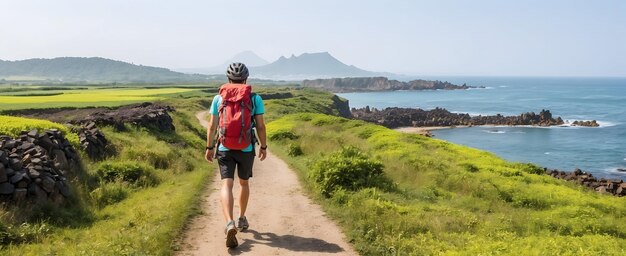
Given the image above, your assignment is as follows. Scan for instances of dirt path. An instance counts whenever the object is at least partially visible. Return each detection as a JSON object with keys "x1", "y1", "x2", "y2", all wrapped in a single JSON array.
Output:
[{"x1": 176, "y1": 112, "x2": 357, "y2": 255}]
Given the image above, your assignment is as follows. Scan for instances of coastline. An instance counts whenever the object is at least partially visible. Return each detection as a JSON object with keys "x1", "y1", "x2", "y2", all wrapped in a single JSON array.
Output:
[
  {"x1": 394, "y1": 126, "x2": 461, "y2": 136},
  {"x1": 394, "y1": 125, "x2": 626, "y2": 196}
]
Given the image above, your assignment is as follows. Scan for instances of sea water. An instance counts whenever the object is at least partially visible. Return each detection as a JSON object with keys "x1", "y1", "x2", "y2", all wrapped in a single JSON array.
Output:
[{"x1": 338, "y1": 77, "x2": 626, "y2": 178}]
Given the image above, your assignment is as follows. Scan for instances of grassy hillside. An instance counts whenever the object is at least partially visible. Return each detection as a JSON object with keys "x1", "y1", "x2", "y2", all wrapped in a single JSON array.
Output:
[
  {"x1": 0, "y1": 86, "x2": 351, "y2": 254},
  {"x1": 2, "y1": 85, "x2": 623, "y2": 255},
  {"x1": 266, "y1": 113, "x2": 626, "y2": 255},
  {"x1": 1, "y1": 98, "x2": 213, "y2": 254}
]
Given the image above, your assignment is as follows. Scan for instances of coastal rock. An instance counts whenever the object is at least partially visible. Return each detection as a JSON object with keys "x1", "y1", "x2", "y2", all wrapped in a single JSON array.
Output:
[
  {"x1": 544, "y1": 168, "x2": 625, "y2": 197},
  {"x1": 352, "y1": 107, "x2": 565, "y2": 129},
  {"x1": 332, "y1": 95, "x2": 353, "y2": 118},
  {"x1": 572, "y1": 120, "x2": 600, "y2": 127}
]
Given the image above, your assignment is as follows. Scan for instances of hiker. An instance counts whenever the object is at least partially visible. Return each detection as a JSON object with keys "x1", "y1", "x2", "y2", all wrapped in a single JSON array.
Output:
[{"x1": 204, "y1": 62, "x2": 267, "y2": 248}]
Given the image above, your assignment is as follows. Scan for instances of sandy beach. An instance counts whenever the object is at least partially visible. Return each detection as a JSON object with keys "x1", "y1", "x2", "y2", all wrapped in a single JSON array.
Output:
[{"x1": 394, "y1": 126, "x2": 469, "y2": 136}]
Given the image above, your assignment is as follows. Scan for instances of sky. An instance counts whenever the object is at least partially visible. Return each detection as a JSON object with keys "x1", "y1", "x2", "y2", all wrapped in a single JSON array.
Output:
[{"x1": 1, "y1": 0, "x2": 625, "y2": 77}]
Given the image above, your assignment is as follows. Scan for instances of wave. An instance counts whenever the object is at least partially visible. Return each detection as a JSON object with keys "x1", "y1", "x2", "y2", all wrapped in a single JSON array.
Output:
[
  {"x1": 450, "y1": 111, "x2": 501, "y2": 117},
  {"x1": 595, "y1": 121, "x2": 619, "y2": 127},
  {"x1": 605, "y1": 167, "x2": 626, "y2": 177},
  {"x1": 544, "y1": 152, "x2": 551, "y2": 155},
  {"x1": 484, "y1": 129, "x2": 506, "y2": 134},
  {"x1": 467, "y1": 86, "x2": 494, "y2": 90},
  {"x1": 561, "y1": 120, "x2": 619, "y2": 128}
]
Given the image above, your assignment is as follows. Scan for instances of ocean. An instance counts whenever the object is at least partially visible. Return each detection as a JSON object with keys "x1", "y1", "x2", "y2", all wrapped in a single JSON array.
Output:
[{"x1": 337, "y1": 76, "x2": 626, "y2": 179}]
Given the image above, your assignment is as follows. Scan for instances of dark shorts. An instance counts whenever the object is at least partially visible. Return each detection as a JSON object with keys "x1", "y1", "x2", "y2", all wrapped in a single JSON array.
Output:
[{"x1": 216, "y1": 150, "x2": 255, "y2": 180}]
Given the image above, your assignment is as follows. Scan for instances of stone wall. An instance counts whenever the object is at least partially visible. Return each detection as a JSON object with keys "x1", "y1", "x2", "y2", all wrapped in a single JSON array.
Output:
[
  {"x1": 0, "y1": 129, "x2": 79, "y2": 204},
  {"x1": 74, "y1": 122, "x2": 109, "y2": 160},
  {"x1": 71, "y1": 102, "x2": 176, "y2": 132}
]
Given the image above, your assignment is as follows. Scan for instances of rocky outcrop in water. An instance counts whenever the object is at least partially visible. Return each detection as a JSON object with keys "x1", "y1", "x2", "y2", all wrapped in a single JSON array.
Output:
[
  {"x1": 0, "y1": 129, "x2": 79, "y2": 204},
  {"x1": 545, "y1": 168, "x2": 625, "y2": 197},
  {"x1": 572, "y1": 120, "x2": 599, "y2": 127},
  {"x1": 302, "y1": 77, "x2": 477, "y2": 93},
  {"x1": 352, "y1": 107, "x2": 565, "y2": 128}
]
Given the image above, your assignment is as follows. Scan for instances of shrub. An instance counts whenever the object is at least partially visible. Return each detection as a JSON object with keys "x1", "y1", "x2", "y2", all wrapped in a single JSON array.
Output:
[
  {"x1": 96, "y1": 161, "x2": 159, "y2": 187},
  {"x1": 89, "y1": 182, "x2": 130, "y2": 208},
  {"x1": 287, "y1": 143, "x2": 304, "y2": 157},
  {"x1": 124, "y1": 146, "x2": 173, "y2": 169},
  {"x1": 462, "y1": 163, "x2": 480, "y2": 173},
  {"x1": 268, "y1": 130, "x2": 299, "y2": 141},
  {"x1": 309, "y1": 146, "x2": 394, "y2": 197},
  {"x1": 0, "y1": 222, "x2": 50, "y2": 246},
  {"x1": 516, "y1": 163, "x2": 545, "y2": 175}
]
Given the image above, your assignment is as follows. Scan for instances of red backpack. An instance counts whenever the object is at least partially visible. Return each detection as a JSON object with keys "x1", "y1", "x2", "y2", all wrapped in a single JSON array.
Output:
[{"x1": 218, "y1": 83, "x2": 254, "y2": 150}]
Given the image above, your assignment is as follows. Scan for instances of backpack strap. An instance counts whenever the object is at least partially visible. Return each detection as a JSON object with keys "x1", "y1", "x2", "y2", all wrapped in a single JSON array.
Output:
[
  {"x1": 250, "y1": 93, "x2": 257, "y2": 116},
  {"x1": 250, "y1": 93, "x2": 258, "y2": 146}
]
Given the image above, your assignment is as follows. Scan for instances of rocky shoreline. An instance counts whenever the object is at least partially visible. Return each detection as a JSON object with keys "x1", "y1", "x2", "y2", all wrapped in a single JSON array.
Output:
[
  {"x1": 352, "y1": 106, "x2": 599, "y2": 129},
  {"x1": 545, "y1": 168, "x2": 625, "y2": 197},
  {"x1": 377, "y1": 107, "x2": 619, "y2": 196}
]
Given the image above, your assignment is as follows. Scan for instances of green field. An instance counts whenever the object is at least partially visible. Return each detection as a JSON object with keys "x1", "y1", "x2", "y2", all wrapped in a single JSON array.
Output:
[{"x1": 0, "y1": 87, "x2": 200, "y2": 111}]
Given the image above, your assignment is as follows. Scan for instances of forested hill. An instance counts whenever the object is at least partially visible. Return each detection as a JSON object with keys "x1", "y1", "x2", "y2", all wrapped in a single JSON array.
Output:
[{"x1": 0, "y1": 57, "x2": 202, "y2": 83}]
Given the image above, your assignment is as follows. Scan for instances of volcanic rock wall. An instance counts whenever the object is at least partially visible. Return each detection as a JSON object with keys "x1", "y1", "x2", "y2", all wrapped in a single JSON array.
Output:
[{"x1": 0, "y1": 129, "x2": 79, "y2": 204}]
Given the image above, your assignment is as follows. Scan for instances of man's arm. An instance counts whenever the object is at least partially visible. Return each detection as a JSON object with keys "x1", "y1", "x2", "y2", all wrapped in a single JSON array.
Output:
[
  {"x1": 254, "y1": 114, "x2": 267, "y2": 161},
  {"x1": 205, "y1": 113, "x2": 219, "y2": 162}
]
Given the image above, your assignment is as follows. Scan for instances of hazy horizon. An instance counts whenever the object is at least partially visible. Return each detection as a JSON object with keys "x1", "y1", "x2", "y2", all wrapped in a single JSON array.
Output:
[{"x1": 1, "y1": 0, "x2": 625, "y2": 77}]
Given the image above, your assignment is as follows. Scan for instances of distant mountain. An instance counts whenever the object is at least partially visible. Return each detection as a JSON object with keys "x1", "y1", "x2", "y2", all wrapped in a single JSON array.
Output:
[
  {"x1": 250, "y1": 52, "x2": 388, "y2": 80},
  {"x1": 176, "y1": 51, "x2": 269, "y2": 74},
  {"x1": 224, "y1": 51, "x2": 269, "y2": 67},
  {"x1": 0, "y1": 57, "x2": 203, "y2": 83}
]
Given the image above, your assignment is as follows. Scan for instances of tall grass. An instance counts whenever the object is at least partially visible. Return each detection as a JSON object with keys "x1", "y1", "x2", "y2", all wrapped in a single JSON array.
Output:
[
  {"x1": 267, "y1": 113, "x2": 626, "y2": 255},
  {"x1": 1, "y1": 97, "x2": 213, "y2": 255}
]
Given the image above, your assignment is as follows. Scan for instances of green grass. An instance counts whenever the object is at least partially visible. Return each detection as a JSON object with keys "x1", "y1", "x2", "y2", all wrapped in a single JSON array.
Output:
[
  {"x1": 1, "y1": 97, "x2": 213, "y2": 255},
  {"x1": 260, "y1": 87, "x2": 347, "y2": 122},
  {"x1": 0, "y1": 115, "x2": 79, "y2": 144},
  {"x1": 266, "y1": 113, "x2": 626, "y2": 255},
  {"x1": 5, "y1": 85, "x2": 619, "y2": 255}
]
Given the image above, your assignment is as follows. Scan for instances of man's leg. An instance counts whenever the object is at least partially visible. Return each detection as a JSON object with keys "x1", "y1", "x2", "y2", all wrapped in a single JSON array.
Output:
[
  {"x1": 238, "y1": 178, "x2": 249, "y2": 217},
  {"x1": 221, "y1": 178, "x2": 235, "y2": 222},
  {"x1": 234, "y1": 151, "x2": 254, "y2": 231}
]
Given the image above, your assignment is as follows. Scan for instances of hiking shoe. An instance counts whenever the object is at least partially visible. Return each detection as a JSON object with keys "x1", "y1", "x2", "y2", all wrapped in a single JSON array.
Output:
[
  {"x1": 237, "y1": 216, "x2": 249, "y2": 231},
  {"x1": 224, "y1": 220, "x2": 238, "y2": 248}
]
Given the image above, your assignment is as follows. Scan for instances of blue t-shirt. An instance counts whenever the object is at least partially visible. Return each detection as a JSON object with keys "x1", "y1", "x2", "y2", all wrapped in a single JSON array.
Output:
[{"x1": 210, "y1": 93, "x2": 264, "y2": 152}]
